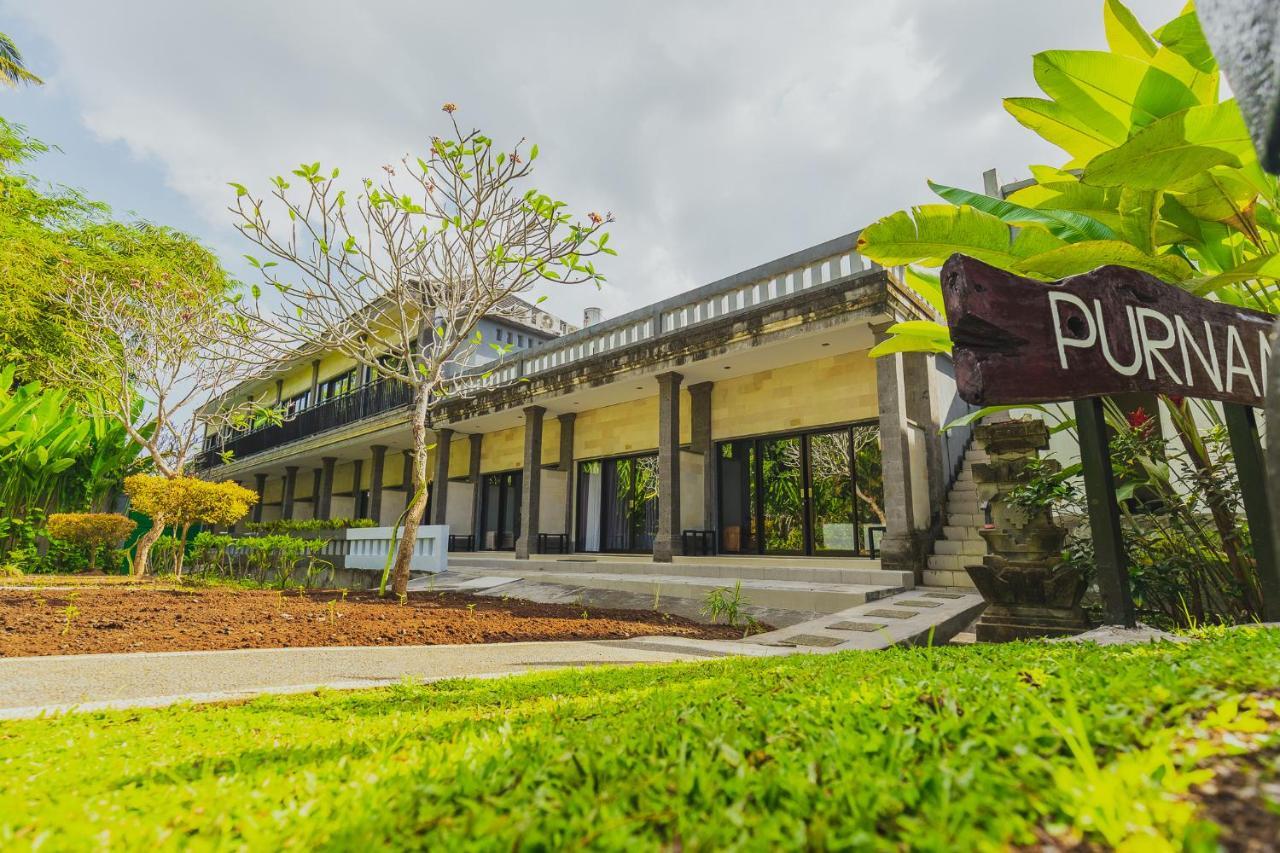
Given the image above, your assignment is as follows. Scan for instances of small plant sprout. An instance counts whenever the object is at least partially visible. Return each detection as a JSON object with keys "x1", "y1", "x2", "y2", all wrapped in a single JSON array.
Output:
[
  {"x1": 340, "y1": 588, "x2": 349, "y2": 603},
  {"x1": 398, "y1": 593, "x2": 408, "y2": 606},
  {"x1": 652, "y1": 583, "x2": 661, "y2": 612},
  {"x1": 466, "y1": 603, "x2": 477, "y2": 619},
  {"x1": 327, "y1": 599, "x2": 336, "y2": 624},
  {"x1": 61, "y1": 603, "x2": 80, "y2": 635},
  {"x1": 701, "y1": 581, "x2": 749, "y2": 627}
]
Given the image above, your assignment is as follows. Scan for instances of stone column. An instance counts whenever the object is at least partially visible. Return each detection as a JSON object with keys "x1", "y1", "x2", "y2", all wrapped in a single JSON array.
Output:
[
  {"x1": 875, "y1": 342, "x2": 922, "y2": 580},
  {"x1": 309, "y1": 360, "x2": 321, "y2": 404},
  {"x1": 317, "y1": 456, "x2": 337, "y2": 521},
  {"x1": 350, "y1": 459, "x2": 364, "y2": 519},
  {"x1": 468, "y1": 433, "x2": 484, "y2": 542},
  {"x1": 430, "y1": 428, "x2": 453, "y2": 525},
  {"x1": 282, "y1": 466, "x2": 299, "y2": 520},
  {"x1": 369, "y1": 445, "x2": 387, "y2": 525},
  {"x1": 401, "y1": 450, "x2": 414, "y2": 495},
  {"x1": 557, "y1": 413, "x2": 576, "y2": 551},
  {"x1": 515, "y1": 406, "x2": 545, "y2": 559},
  {"x1": 903, "y1": 353, "x2": 946, "y2": 532},
  {"x1": 689, "y1": 381, "x2": 715, "y2": 531},
  {"x1": 310, "y1": 467, "x2": 322, "y2": 512},
  {"x1": 252, "y1": 473, "x2": 268, "y2": 524},
  {"x1": 654, "y1": 372, "x2": 683, "y2": 562}
]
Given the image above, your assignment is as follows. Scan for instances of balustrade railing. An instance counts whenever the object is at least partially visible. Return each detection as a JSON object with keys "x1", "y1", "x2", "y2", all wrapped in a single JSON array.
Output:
[{"x1": 451, "y1": 231, "x2": 881, "y2": 395}]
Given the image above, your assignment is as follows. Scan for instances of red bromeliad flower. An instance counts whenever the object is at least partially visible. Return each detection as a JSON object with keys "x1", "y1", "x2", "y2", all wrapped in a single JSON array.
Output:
[{"x1": 1126, "y1": 406, "x2": 1156, "y2": 435}]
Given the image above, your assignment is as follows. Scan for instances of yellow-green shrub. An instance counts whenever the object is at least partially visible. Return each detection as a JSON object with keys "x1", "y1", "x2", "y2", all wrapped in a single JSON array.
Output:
[
  {"x1": 123, "y1": 475, "x2": 258, "y2": 576},
  {"x1": 45, "y1": 513, "x2": 137, "y2": 572}
]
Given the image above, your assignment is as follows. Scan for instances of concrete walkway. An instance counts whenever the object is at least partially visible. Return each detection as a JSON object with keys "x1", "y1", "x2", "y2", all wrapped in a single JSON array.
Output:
[
  {"x1": 0, "y1": 584, "x2": 983, "y2": 720},
  {"x1": 0, "y1": 637, "x2": 785, "y2": 720}
]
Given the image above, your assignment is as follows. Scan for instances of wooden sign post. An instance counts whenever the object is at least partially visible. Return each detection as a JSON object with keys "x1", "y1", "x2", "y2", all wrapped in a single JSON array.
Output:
[{"x1": 941, "y1": 254, "x2": 1280, "y2": 624}]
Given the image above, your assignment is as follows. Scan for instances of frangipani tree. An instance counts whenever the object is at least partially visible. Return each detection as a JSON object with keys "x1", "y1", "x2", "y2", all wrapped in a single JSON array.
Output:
[
  {"x1": 857, "y1": 0, "x2": 1278, "y2": 361},
  {"x1": 232, "y1": 105, "x2": 615, "y2": 597}
]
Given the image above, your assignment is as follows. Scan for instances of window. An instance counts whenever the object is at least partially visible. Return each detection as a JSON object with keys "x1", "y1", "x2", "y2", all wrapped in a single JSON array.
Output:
[
  {"x1": 317, "y1": 369, "x2": 357, "y2": 403},
  {"x1": 576, "y1": 454, "x2": 659, "y2": 553},
  {"x1": 496, "y1": 329, "x2": 505, "y2": 343},
  {"x1": 517, "y1": 334, "x2": 525, "y2": 348},
  {"x1": 284, "y1": 390, "x2": 310, "y2": 417},
  {"x1": 716, "y1": 424, "x2": 884, "y2": 557}
]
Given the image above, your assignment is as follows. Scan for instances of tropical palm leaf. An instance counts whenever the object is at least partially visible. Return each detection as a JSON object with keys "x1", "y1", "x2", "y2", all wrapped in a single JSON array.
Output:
[{"x1": 0, "y1": 33, "x2": 42, "y2": 88}]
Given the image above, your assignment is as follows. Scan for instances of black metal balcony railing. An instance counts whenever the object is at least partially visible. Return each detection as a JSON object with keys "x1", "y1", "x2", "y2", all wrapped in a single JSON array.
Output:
[{"x1": 201, "y1": 378, "x2": 413, "y2": 469}]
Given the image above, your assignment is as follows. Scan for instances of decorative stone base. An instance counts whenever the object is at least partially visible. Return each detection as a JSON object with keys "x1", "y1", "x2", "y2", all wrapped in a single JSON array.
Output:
[
  {"x1": 965, "y1": 559, "x2": 1089, "y2": 642},
  {"x1": 974, "y1": 604, "x2": 1089, "y2": 642}
]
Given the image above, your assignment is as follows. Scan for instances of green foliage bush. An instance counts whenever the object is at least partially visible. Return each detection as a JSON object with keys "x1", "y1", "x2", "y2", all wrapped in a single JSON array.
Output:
[
  {"x1": 1008, "y1": 401, "x2": 1262, "y2": 627},
  {"x1": 0, "y1": 627, "x2": 1275, "y2": 848},
  {"x1": 186, "y1": 531, "x2": 332, "y2": 589}
]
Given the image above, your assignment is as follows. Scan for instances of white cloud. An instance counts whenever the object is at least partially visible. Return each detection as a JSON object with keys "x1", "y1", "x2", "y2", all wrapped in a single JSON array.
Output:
[{"x1": 8, "y1": 0, "x2": 1185, "y2": 324}]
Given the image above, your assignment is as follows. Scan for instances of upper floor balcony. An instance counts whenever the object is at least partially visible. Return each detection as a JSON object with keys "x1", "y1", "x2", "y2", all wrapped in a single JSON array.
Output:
[{"x1": 199, "y1": 377, "x2": 413, "y2": 470}]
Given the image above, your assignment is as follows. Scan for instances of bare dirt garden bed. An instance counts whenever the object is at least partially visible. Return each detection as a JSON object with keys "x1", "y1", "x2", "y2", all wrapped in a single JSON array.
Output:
[{"x1": 0, "y1": 578, "x2": 746, "y2": 657}]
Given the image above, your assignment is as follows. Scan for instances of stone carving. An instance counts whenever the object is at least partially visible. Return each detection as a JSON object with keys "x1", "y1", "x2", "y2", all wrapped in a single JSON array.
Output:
[
  {"x1": 1198, "y1": 0, "x2": 1279, "y2": 171},
  {"x1": 965, "y1": 418, "x2": 1089, "y2": 642}
]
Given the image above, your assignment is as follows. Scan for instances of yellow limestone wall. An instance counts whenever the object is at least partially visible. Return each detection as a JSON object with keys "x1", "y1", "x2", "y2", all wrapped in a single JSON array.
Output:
[
  {"x1": 446, "y1": 434, "x2": 471, "y2": 479},
  {"x1": 573, "y1": 395, "x2": 691, "y2": 460},
  {"x1": 386, "y1": 453, "x2": 407, "y2": 490},
  {"x1": 479, "y1": 426, "x2": 524, "y2": 473},
  {"x1": 711, "y1": 350, "x2": 878, "y2": 438}
]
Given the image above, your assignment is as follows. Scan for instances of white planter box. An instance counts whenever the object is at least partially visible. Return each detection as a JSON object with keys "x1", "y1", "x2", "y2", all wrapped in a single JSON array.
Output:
[{"x1": 343, "y1": 525, "x2": 449, "y2": 573}]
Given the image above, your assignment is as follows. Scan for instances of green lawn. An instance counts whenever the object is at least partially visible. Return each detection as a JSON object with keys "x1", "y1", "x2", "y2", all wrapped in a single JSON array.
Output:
[{"x1": 2, "y1": 629, "x2": 1277, "y2": 851}]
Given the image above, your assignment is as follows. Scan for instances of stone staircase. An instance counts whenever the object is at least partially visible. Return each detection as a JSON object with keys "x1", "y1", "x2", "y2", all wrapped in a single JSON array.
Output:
[
  {"x1": 923, "y1": 445, "x2": 989, "y2": 589},
  {"x1": 440, "y1": 555, "x2": 913, "y2": 615}
]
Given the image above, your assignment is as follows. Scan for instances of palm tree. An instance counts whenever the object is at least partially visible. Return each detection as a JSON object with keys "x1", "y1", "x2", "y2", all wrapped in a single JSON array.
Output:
[{"x1": 0, "y1": 32, "x2": 42, "y2": 88}]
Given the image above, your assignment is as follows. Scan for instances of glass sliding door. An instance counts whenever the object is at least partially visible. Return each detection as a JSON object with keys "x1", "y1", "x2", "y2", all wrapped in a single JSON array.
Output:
[
  {"x1": 808, "y1": 429, "x2": 857, "y2": 555},
  {"x1": 715, "y1": 422, "x2": 881, "y2": 558},
  {"x1": 852, "y1": 425, "x2": 886, "y2": 555},
  {"x1": 479, "y1": 470, "x2": 522, "y2": 551},
  {"x1": 576, "y1": 453, "x2": 659, "y2": 553},
  {"x1": 760, "y1": 435, "x2": 805, "y2": 555},
  {"x1": 717, "y1": 441, "x2": 757, "y2": 554},
  {"x1": 576, "y1": 462, "x2": 603, "y2": 552}
]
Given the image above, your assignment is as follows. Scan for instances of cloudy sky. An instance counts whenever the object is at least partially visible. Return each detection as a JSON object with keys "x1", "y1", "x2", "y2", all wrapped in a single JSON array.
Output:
[{"x1": 4, "y1": 0, "x2": 1180, "y2": 325}]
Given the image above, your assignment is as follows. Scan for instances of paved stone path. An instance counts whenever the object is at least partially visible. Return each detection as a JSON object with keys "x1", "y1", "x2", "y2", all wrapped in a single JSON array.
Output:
[{"x1": 0, "y1": 637, "x2": 784, "y2": 720}]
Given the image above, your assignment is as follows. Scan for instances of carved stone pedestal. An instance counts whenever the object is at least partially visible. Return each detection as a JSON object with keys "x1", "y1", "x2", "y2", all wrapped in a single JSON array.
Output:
[{"x1": 965, "y1": 419, "x2": 1089, "y2": 642}]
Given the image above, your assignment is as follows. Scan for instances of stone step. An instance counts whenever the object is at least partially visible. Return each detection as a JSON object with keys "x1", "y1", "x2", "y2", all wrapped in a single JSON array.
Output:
[
  {"x1": 942, "y1": 525, "x2": 982, "y2": 541},
  {"x1": 923, "y1": 568, "x2": 978, "y2": 589},
  {"x1": 947, "y1": 500, "x2": 981, "y2": 515},
  {"x1": 947, "y1": 513, "x2": 982, "y2": 527},
  {"x1": 928, "y1": 553, "x2": 980, "y2": 572},
  {"x1": 479, "y1": 571, "x2": 906, "y2": 614},
  {"x1": 933, "y1": 539, "x2": 988, "y2": 557},
  {"x1": 447, "y1": 555, "x2": 909, "y2": 588}
]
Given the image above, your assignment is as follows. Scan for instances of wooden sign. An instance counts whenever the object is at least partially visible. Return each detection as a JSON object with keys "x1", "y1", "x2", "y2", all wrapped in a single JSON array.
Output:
[{"x1": 942, "y1": 255, "x2": 1275, "y2": 408}]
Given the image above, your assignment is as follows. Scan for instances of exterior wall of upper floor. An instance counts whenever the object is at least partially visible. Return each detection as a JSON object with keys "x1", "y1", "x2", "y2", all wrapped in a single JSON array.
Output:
[{"x1": 207, "y1": 307, "x2": 571, "y2": 441}]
